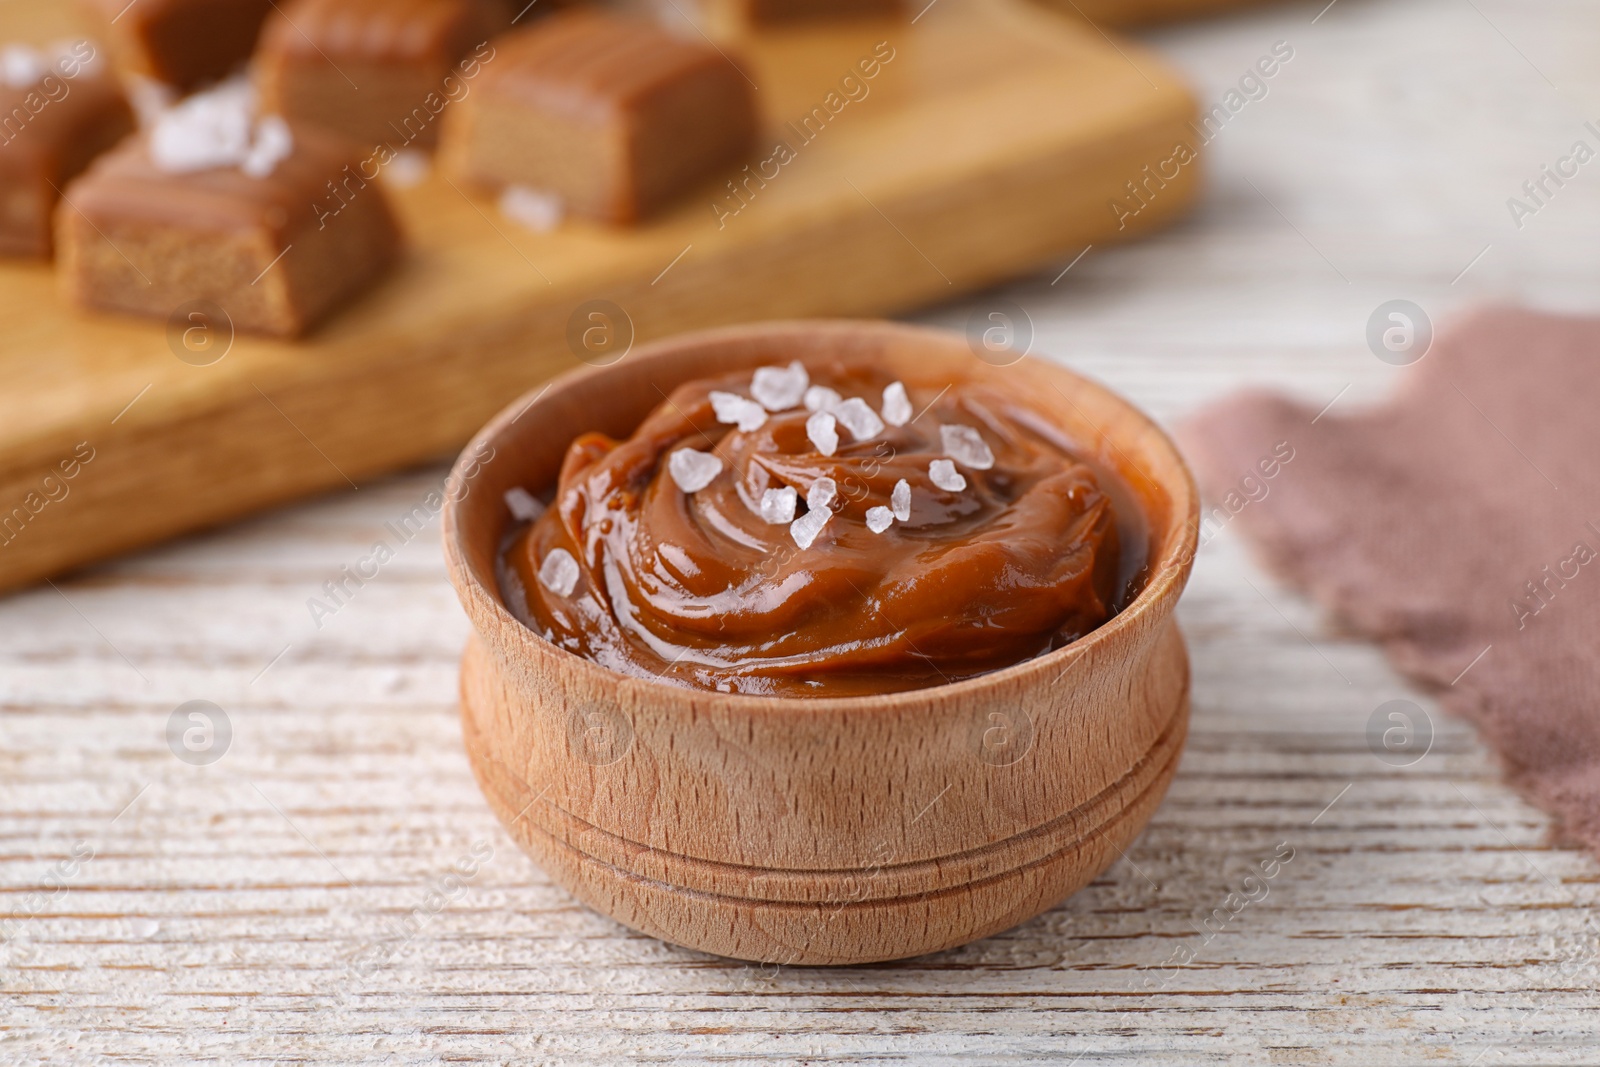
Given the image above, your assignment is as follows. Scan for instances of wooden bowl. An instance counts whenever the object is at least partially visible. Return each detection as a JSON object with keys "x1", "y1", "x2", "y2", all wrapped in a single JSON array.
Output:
[{"x1": 442, "y1": 321, "x2": 1198, "y2": 966}]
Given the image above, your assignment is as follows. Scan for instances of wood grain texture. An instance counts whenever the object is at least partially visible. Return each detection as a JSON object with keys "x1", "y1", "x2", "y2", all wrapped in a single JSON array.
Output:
[
  {"x1": 5, "y1": 0, "x2": 1600, "y2": 1062},
  {"x1": 0, "y1": 0, "x2": 1200, "y2": 596},
  {"x1": 444, "y1": 322, "x2": 1197, "y2": 963}
]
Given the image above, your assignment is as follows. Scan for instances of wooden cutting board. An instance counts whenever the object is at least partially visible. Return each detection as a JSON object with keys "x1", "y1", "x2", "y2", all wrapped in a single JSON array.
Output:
[{"x1": 0, "y1": 0, "x2": 1200, "y2": 595}]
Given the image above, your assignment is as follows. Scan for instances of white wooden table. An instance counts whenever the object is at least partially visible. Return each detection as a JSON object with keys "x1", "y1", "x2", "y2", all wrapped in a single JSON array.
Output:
[{"x1": 6, "y1": 1, "x2": 1600, "y2": 1062}]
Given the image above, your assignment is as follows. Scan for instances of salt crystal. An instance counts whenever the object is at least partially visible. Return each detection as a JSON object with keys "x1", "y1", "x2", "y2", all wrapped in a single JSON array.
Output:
[
  {"x1": 500, "y1": 185, "x2": 565, "y2": 232},
  {"x1": 504, "y1": 487, "x2": 545, "y2": 522},
  {"x1": 804, "y1": 385, "x2": 842, "y2": 412},
  {"x1": 127, "y1": 74, "x2": 176, "y2": 127},
  {"x1": 807, "y1": 477, "x2": 838, "y2": 513},
  {"x1": 790, "y1": 507, "x2": 831, "y2": 550},
  {"x1": 149, "y1": 80, "x2": 294, "y2": 179},
  {"x1": 538, "y1": 548, "x2": 579, "y2": 597},
  {"x1": 941, "y1": 424, "x2": 995, "y2": 470},
  {"x1": 668, "y1": 448, "x2": 723, "y2": 492},
  {"x1": 791, "y1": 476, "x2": 838, "y2": 548},
  {"x1": 150, "y1": 79, "x2": 255, "y2": 173},
  {"x1": 929, "y1": 459, "x2": 967, "y2": 492},
  {"x1": 759, "y1": 486, "x2": 797, "y2": 524},
  {"x1": 832, "y1": 397, "x2": 884, "y2": 440},
  {"x1": 866, "y1": 506, "x2": 895, "y2": 534},
  {"x1": 384, "y1": 149, "x2": 430, "y2": 188},
  {"x1": 710, "y1": 390, "x2": 768, "y2": 432},
  {"x1": 0, "y1": 45, "x2": 46, "y2": 89},
  {"x1": 806, "y1": 411, "x2": 839, "y2": 456},
  {"x1": 152, "y1": 100, "x2": 250, "y2": 172},
  {"x1": 891, "y1": 478, "x2": 911, "y2": 521},
  {"x1": 751, "y1": 361, "x2": 809, "y2": 412},
  {"x1": 881, "y1": 381, "x2": 913, "y2": 427},
  {"x1": 241, "y1": 114, "x2": 292, "y2": 179}
]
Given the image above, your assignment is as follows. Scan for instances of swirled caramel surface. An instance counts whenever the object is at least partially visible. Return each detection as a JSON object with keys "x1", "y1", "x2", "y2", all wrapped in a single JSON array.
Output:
[{"x1": 502, "y1": 360, "x2": 1145, "y2": 696}]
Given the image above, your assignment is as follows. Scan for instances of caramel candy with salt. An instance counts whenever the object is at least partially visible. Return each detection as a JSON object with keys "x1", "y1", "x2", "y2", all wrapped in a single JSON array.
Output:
[
  {"x1": 58, "y1": 123, "x2": 402, "y2": 338},
  {"x1": 0, "y1": 42, "x2": 134, "y2": 258},
  {"x1": 256, "y1": 0, "x2": 511, "y2": 154},
  {"x1": 78, "y1": 0, "x2": 274, "y2": 91},
  {"x1": 710, "y1": 0, "x2": 905, "y2": 25},
  {"x1": 442, "y1": 11, "x2": 758, "y2": 224}
]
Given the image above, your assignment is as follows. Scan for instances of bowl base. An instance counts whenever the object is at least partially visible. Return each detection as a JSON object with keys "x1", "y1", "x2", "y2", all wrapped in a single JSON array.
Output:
[{"x1": 458, "y1": 627, "x2": 1190, "y2": 966}]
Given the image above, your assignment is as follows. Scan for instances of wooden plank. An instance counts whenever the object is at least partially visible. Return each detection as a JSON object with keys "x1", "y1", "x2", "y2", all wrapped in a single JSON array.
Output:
[
  {"x1": 4, "y1": 0, "x2": 1597, "y2": 1062},
  {"x1": 0, "y1": 0, "x2": 1200, "y2": 594}
]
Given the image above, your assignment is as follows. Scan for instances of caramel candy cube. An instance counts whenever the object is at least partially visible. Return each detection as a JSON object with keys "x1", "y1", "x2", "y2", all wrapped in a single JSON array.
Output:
[
  {"x1": 442, "y1": 11, "x2": 758, "y2": 224},
  {"x1": 256, "y1": 0, "x2": 510, "y2": 153},
  {"x1": 78, "y1": 0, "x2": 274, "y2": 91},
  {"x1": 0, "y1": 43, "x2": 135, "y2": 258},
  {"x1": 58, "y1": 116, "x2": 402, "y2": 337},
  {"x1": 711, "y1": 0, "x2": 904, "y2": 24}
]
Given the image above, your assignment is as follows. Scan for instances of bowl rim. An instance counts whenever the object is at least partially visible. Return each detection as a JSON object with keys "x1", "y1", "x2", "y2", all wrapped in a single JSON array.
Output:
[{"x1": 442, "y1": 319, "x2": 1199, "y2": 712}]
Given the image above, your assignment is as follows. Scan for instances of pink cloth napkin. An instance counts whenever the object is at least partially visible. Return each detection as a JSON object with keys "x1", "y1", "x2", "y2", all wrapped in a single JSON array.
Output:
[{"x1": 1181, "y1": 307, "x2": 1600, "y2": 852}]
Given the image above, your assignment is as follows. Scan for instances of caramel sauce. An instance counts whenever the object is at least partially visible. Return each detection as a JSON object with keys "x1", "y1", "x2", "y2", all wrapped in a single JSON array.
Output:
[{"x1": 503, "y1": 360, "x2": 1144, "y2": 696}]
